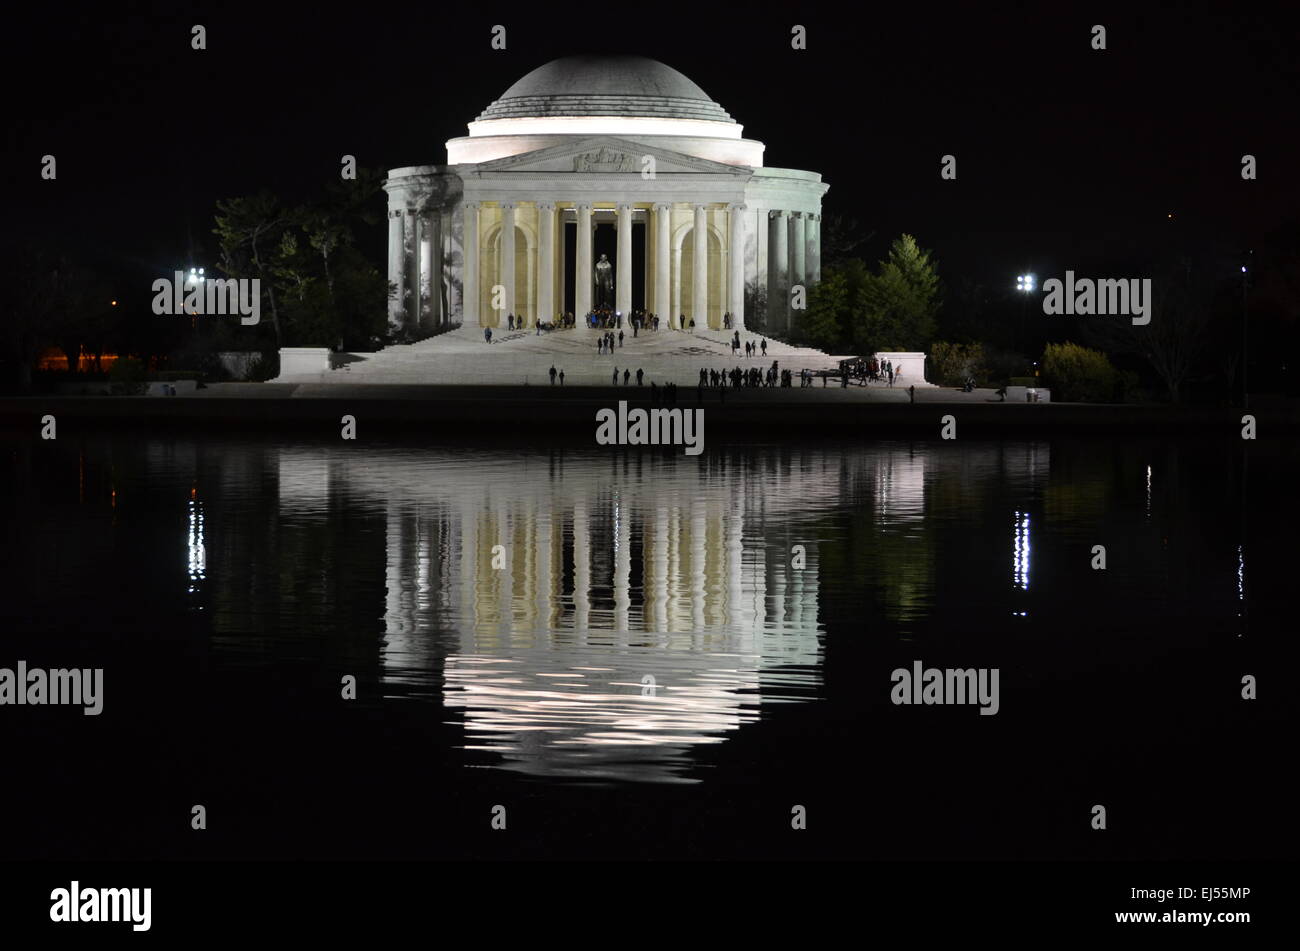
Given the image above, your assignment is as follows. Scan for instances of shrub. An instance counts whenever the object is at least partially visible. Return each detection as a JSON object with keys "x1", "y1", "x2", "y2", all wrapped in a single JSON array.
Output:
[
  {"x1": 930, "y1": 341, "x2": 988, "y2": 386},
  {"x1": 1042, "y1": 342, "x2": 1119, "y2": 402},
  {"x1": 246, "y1": 352, "x2": 280, "y2": 382},
  {"x1": 108, "y1": 356, "x2": 148, "y2": 395}
]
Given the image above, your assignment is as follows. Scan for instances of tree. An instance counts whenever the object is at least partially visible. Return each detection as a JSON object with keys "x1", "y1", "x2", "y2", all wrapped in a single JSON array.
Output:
[
  {"x1": 1084, "y1": 258, "x2": 1210, "y2": 402},
  {"x1": 802, "y1": 259, "x2": 872, "y2": 353},
  {"x1": 800, "y1": 235, "x2": 942, "y2": 355},
  {"x1": 213, "y1": 191, "x2": 290, "y2": 344},
  {"x1": 819, "y1": 214, "x2": 875, "y2": 271},
  {"x1": 861, "y1": 234, "x2": 941, "y2": 351}
]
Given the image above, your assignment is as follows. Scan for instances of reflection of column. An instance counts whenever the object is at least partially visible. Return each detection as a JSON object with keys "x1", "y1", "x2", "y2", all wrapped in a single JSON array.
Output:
[
  {"x1": 573, "y1": 499, "x2": 591, "y2": 634},
  {"x1": 692, "y1": 204, "x2": 707, "y2": 329},
  {"x1": 615, "y1": 494, "x2": 631, "y2": 633},
  {"x1": 459, "y1": 495, "x2": 478, "y2": 636},
  {"x1": 769, "y1": 210, "x2": 788, "y2": 332},
  {"x1": 385, "y1": 501, "x2": 410, "y2": 636},
  {"x1": 500, "y1": 202, "x2": 516, "y2": 323},
  {"x1": 616, "y1": 203, "x2": 633, "y2": 316},
  {"x1": 654, "y1": 203, "x2": 670, "y2": 324},
  {"x1": 726, "y1": 493, "x2": 744, "y2": 628},
  {"x1": 425, "y1": 207, "x2": 443, "y2": 330},
  {"x1": 536, "y1": 506, "x2": 554, "y2": 632},
  {"x1": 651, "y1": 503, "x2": 669, "y2": 633},
  {"x1": 728, "y1": 203, "x2": 746, "y2": 331},
  {"x1": 538, "y1": 202, "x2": 555, "y2": 326},
  {"x1": 691, "y1": 501, "x2": 706, "y2": 633},
  {"x1": 463, "y1": 202, "x2": 480, "y2": 326},
  {"x1": 668, "y1": 506, "x2": 683, "y2": 630},
  {"x1": 406, "y1": 209, "x2": 422, "y2": 330},
  {"x1": 388, "y1": 209, "x2": 405, "y2": 333},
  {"x1": 575, "y1": 203, "x2": 592, "y2": 317}
]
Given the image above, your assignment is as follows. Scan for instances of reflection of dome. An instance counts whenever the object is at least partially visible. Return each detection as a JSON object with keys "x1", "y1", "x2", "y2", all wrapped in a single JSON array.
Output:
[{"x1": 476, "y1": 55, "x2": 734, "y2": 124}]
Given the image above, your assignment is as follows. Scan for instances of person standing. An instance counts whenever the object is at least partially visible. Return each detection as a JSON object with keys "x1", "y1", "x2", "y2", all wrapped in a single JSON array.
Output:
[{"x1": 549, "y1": 365, "x2": 557, "y2": 385}]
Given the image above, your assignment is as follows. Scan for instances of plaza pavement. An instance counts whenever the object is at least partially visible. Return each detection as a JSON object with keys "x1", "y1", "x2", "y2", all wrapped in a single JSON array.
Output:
[{"x1": 270, "y1": 323, "x2": 936, "y2": 391}]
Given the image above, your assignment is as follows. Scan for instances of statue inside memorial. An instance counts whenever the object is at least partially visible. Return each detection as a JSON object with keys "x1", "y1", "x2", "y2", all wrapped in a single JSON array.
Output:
[{"x1": 594, "y1": 254, "x2": 614, "y2": 309}]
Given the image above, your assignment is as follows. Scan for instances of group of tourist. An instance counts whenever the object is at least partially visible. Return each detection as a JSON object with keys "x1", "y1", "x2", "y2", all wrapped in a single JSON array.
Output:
[
  {"x1": 586, "y1": 308, "x2": 666, "y2": 332},
  {"x1": 727, "y1": 332, "x2": 769, "y2": 358},
  {"x1": 488, "y1": 308, "x2": 747, "y2": 340},
  {"x1": 698, "y1": 361, "x2": 795, "y2": 389},
  {"x1": 837, "y1": 356, "x2": 903, "y2": 386}
]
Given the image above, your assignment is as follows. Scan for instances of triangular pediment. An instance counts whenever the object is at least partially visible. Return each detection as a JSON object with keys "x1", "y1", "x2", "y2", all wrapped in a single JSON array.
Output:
[{"x1": 469, "y1": 136, "x2": 750, "y2": 176}]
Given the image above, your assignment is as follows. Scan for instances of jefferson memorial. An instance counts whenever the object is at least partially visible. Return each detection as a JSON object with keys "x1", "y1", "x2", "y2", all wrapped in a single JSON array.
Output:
[{"x1": 383, "y1": 54, "x2": 829, "y2": 336}]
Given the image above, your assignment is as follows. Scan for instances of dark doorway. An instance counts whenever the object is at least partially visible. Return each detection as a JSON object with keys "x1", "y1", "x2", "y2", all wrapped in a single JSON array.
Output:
[
  {"x1": 632, "y1": 221, "x2": 645, "y2": 312},
  {"x1": 563, "y1": 220, "x2": 576, "y2": 315}
]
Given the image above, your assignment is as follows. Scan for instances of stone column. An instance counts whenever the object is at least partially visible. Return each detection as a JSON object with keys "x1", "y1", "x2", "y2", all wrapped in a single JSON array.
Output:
[
  {"x1": 672, "y1": 242, "x2": 683, "y2": 329},
  {"x1": 575, "y1": 203, "x2": 593, "y2": 318},
  {"x1": 616, "y1": 203, "x2": 633, "y2": 317},
  {"x1": 500, "y1": 202, "x2": 516, "y2": 326},
  {"x1": 769, "y1": 210, "x2": 788, "y2": 332},
  {"x1": 728, "y1": 202, "x2": 746, "y2": 331},
  {"x1": 537, "y1": 201, "x2": 555, "y2": 326},
  {"x1": 654, "y1": 203, "x2": 670, "y2": 323},
  {"x1": 809, "y1": 214, "x2": 821, "y2": 284},
  {"x1": 406, "y1": 209, "x2": 422, "y2": 331},
  {"x1": 792, "y1": 212, "x2": 807, "y2": 289},
  {"x1": 425, "y1": 207, "x2": 443, "y2": 330},
  {"x1": 387, "y1": 209, "x2": 405, "y2": 334},
  {"x1": 463, "y1": 201, "x2": 480, "y2": 326},
  {"x1": 692, "y1": 203, "x2": 707, "y2": 330}
]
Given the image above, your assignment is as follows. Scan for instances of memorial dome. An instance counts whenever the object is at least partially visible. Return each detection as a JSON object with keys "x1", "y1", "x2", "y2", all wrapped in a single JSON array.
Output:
[{"x1": 475, "y1": 55, "x2": 734, "y2": 124}]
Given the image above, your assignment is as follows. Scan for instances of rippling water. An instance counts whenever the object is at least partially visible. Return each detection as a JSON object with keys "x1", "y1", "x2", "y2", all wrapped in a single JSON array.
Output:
[{"x1": 2, "y1": 433, "x2": 1290, "y2": 857}]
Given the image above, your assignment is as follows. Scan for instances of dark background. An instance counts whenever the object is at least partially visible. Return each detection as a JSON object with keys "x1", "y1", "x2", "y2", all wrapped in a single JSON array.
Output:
[{"x1": 3, "y1": 1, "x2": 1297, "y2": 296}]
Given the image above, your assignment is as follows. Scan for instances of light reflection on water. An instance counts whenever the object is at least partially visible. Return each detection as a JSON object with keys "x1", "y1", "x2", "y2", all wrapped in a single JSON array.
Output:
[{"x1": 34, "y1": 437, "x2": 1191, "y2": 783}]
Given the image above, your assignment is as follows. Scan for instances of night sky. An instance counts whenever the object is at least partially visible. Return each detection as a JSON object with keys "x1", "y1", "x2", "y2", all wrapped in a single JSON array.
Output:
[{"x1": 5, "y1": 1, "x2": 1297, "y2": 300}]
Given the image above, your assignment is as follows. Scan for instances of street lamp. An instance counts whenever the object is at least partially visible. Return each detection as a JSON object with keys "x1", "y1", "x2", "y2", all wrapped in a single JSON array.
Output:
[{"x1": 1016, "y1": 273, "x2": 1035, "y2": 358}]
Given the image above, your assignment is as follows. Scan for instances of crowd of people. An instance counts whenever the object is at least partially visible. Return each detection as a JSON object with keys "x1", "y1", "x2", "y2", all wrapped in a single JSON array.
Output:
[
  {"x1": 835, "y1": 356, "x2": 904, "y2": 386},
  {"x1": 487, "y1": 308, "x2": 757, "y2": 341},
  {"x1": 697, "y1": 361, "x2": 800, "y2": 389}
]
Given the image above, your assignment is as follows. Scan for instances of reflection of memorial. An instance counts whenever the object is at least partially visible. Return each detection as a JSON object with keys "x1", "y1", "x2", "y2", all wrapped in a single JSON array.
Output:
[
  {"x1": 275, "y1": 448, "x2": 826, "y2": 782},
  {"x1": 265, "y1": 442, "x2": 1049, "y2": 781}
]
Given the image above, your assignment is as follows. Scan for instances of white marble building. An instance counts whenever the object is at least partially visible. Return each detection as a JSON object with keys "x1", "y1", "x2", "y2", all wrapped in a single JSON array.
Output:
[{"x1": 384, "y1": 55, "x2": 829, "y2": 338}]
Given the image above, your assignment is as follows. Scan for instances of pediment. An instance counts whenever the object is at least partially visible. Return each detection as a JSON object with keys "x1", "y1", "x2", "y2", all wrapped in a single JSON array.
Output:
[{"x1": 470, "y1": 137, "x2": 749, "y2": 176}]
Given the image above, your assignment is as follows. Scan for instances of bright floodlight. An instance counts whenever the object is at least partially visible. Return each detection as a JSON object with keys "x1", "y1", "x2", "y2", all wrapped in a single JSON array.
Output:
[{"x1": 1016, "y1": 274, "x2": 1035, "y2": 292}]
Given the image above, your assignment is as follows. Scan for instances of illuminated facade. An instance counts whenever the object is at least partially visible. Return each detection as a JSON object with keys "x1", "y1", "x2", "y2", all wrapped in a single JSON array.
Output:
[{"x1": 384, "y1": 55, "x2": 829, "y2": 337}]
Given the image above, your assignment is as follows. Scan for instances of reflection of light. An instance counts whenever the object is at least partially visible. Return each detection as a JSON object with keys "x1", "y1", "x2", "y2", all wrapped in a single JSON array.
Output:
[
  {"x1": 1012, "y1": 511, "x2": 1031, "y2": 591},
  {"x1": 187, "y1": 498, "x2": 206, "y2": 592},
  {"x1": 1146, "y1": 465, "x2": 1152, "y2": 517},
  {"x1": 1237, "y1": 544, "x2": 1245, "y2": 619}
]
